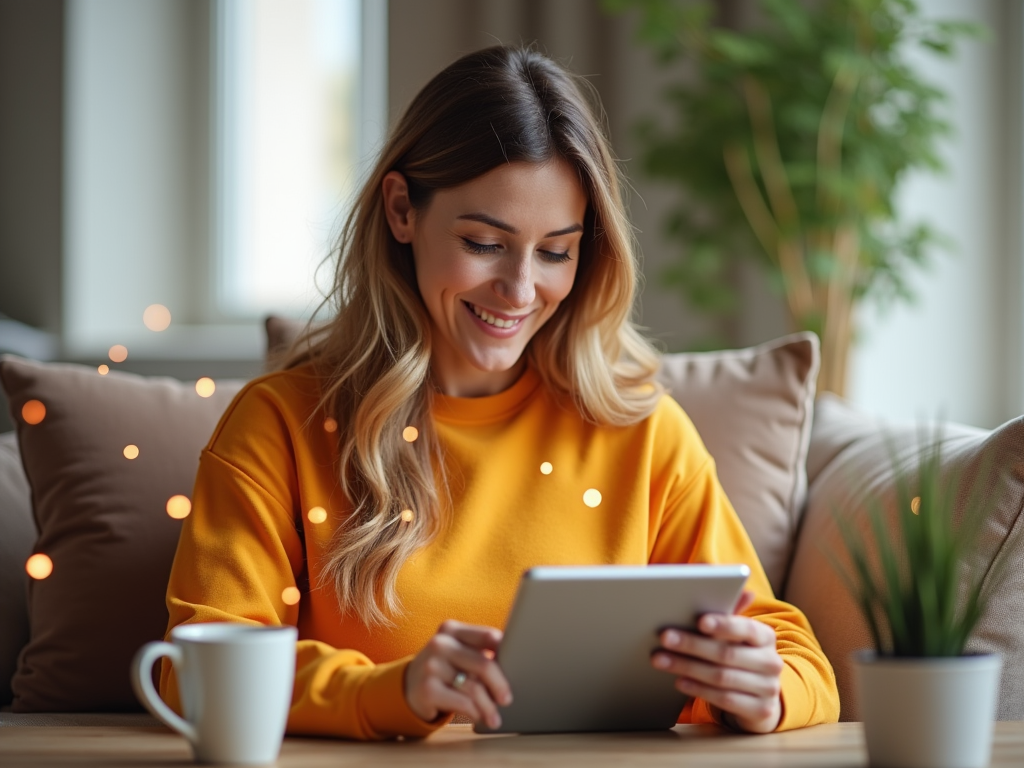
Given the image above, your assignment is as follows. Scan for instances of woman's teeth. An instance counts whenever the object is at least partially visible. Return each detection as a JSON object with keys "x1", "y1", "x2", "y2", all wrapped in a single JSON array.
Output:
[{"x1": 469, "y1": 303, "x2": 521, "y2": 329}]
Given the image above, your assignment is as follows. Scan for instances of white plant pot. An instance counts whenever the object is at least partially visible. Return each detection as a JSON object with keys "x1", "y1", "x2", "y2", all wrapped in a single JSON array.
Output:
[{"x1": 852, "y1": 651, "x2": 1001, "y2": 768}]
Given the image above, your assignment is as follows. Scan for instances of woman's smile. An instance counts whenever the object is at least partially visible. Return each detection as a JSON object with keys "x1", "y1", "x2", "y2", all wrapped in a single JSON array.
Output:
[{"x1": 463, "y1": 301, "x2": 531, "y2": 334}]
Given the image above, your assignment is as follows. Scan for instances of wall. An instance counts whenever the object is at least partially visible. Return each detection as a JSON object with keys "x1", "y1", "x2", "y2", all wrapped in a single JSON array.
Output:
[
  {"x1": 847, "y1": 0, "x2": 1023, "y2": 428},
  {"x1": 0, "y1": 0, "x2": 64, "y2": 336}
]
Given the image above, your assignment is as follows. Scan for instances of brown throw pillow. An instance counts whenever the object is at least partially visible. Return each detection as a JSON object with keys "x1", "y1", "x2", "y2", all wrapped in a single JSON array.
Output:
[
  {"x1": 264, "y1": 315, "x2": 305, "y2": 363},
  {"x1": 267, "y1": 317, "x2": 819, "y2": 595},
  {"x1": 785, "y1": 394, "x2": 1024, "y2": 720},
  {"x1": 657, "y1": 332, "x2": 819, "y2": 594},
  {"x1": 0, "y1": 356, "x2": 244, "y2": 712}
]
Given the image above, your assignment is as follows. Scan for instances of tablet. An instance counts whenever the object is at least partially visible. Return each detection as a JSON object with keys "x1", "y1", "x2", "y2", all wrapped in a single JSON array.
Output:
[{"x1": 474, "y1": 563, "x2": 750, "y2": 734}]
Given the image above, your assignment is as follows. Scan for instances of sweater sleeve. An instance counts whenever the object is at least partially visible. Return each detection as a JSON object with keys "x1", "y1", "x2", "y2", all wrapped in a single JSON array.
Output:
[
  {"x1": 159, "y1": 384, "x2": 444, "y2": 740},
  {"x1": 647, "y1": 400, "x2": 840, "y2": 731}
]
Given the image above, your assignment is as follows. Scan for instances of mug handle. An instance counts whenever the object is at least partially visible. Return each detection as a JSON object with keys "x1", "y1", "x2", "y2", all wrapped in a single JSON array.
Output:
[{"x1": 131, "y1": 641, "x2": 198, "y2": 743}]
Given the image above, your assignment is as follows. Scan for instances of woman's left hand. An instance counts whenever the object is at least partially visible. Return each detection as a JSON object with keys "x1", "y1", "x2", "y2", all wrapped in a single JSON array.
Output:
[{"x1": 651, "y1": 590, "x2": 784, "y2": 734}]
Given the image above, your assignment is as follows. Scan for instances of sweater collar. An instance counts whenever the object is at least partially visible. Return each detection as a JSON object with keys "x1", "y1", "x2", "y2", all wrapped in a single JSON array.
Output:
[{"x1": 431, "y1": 366, "x2": 542, "y2": 425}]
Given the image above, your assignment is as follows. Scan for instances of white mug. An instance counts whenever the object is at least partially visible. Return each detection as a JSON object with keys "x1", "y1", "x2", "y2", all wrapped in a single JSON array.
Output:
[{"x1": 132, "y1": 623, "x2": 297, "y2": 765}]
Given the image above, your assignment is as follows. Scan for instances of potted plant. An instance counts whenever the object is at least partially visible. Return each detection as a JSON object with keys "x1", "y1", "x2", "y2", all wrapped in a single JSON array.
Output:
[
  {"x1": 834, "y1": 431, "x2": 1007, "y2": 768},
  {"x1": 605, "y1": 0, "x2": 981, "y2": 395}
]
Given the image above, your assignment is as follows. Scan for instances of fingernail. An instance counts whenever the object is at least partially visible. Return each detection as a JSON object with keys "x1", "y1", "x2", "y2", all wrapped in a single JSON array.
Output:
[
  {"x1": 664, "y1": 630, "x2": 680, "y2": 647},
  {"x1": 491, "y1": 715, "x2": 502, "y2": 729},
  {"x1": 502, "y1": 693, "x2": 513, "y2": 706},
  {"x1": 677, "y1": 678, "x2": 694, "y2": 692},
  {"x1": 701, "y1": 616, "x2": 718, "y2": 632},
  {"x1": 653, "y1": 654, "x2": 671, "y2": 669}
]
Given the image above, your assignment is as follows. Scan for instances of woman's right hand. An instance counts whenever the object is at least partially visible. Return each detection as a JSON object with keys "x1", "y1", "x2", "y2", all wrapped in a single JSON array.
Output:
[{"x1": 404, "y1": 620, "x2": 513, "y2": 729}]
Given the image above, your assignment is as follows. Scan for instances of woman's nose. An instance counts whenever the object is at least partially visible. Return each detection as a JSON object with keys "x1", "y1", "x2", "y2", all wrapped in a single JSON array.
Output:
[{"x1": 496, "y1": 254, "x2": 536, "y2": 309}]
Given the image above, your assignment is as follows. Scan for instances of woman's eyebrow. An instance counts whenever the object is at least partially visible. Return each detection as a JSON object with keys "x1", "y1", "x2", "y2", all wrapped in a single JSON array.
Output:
[{"x1": 456, "y1": 212, "x2": 584, "y2": 238}]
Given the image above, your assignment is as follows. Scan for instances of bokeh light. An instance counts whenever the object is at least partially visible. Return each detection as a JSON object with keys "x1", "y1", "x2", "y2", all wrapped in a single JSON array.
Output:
[
  {"x1": 402, "y1": 426, "x2": 419, "y2": 443},
  {"x1": 307, "y1": 506, "x2": 327, "y2": 524},
  {"x1": 540, "y1": 461, "x2": 553, "y2": 475},
  {"x1": 324, "y1": 417, "x2": 338, "y2": 433},
  {"x1": 143, "y1": 304, "x2": 172, "y2": 332},
  {"x1": 123, "y1": 444, "x2": 140, "y2": 460},
  {"x1": 400, "y1": 509, "x2": 414, "y2": 523},
  {"x1": 21, "y1": 400, "x2": 46, "y2": 425},
  {"x1": 911, "y1": 496, "x2": 921, "y2": 515},
  {"x1": 166, "y1": 495, "x2": 192, "y2": 519},
  {"x1": 26, "y1": 553, "x2": 53, "y2": 580},
  {"x1": 97, "y1": 364, "x2": 109, "y2": 375},
  {"x1": 108, "y1": 344, "x2": 128, "y2": 363},
  {"x1": 281, "y1": 587, "x2": 301, "y2": 605},
  {"x1": 195, "y1": 377, "x2": 216, "y2": 398},
  {"x1": 583, "y1": 489, "x2": 602, "y2": 508}
]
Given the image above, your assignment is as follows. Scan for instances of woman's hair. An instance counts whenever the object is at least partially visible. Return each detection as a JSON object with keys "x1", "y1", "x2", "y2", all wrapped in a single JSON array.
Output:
[{"x1": 288, "y1": 45, "x2": 662, "y2": 626}]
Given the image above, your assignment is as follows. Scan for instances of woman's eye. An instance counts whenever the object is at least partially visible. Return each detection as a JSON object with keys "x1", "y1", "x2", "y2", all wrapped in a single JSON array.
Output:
[
  {"x1": 460, "y1": 237, "x2": 500, "y2": 255},
  {"x1": 540, "y1": 250, "x2": 572, "y2": 264}
]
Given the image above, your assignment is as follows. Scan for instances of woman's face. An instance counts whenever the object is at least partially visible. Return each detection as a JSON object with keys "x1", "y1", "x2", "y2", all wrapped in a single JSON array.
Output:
[{"x1": 383, "y1": 160, "x2": 587, "y2": 397}]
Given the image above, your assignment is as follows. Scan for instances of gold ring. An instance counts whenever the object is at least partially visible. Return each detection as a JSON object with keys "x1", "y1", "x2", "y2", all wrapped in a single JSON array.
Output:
[{"x1": 452, "y1": 671, "x2": 469, "y2": 691}]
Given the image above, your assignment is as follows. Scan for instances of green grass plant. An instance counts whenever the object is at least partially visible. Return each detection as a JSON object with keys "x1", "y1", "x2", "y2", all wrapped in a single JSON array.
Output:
[{"x1": 833, "y1": 429, "x2": 1005, "y2": 658}]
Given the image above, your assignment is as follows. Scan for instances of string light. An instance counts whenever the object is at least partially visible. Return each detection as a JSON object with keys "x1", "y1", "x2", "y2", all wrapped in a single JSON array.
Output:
[
  {"x1": 400, "y1": 509, "x2": 414, "y2": 523},
  {"x1": 324, "y1": 417, "x2": 338, "y2": 433},
  {"x1": 108, "y1": 345, "x2": 128, "y2": 363},
  {"x1": 540, "y1": 462, "x2": 553, "y2": 475},
  {"x1": 98, "y1": 365, "x2": 109, "y2": 375},
  {"x1": 166, "y1": 495, "x2": 192, "y2": 519},
  {"x1": 583, "y1": 489, "x2": 602, "y2": 508},
  {"x1": 195, "y1": 377, "x2": 216, "y2": 398},
  {"x1": 123, "y1": 444, "x2": 140, "y2": 460},
  {"x1": 21, "y1": 400, "x2": 45, "y2": 425},
  {"x1": 402, "y1": 426, "x2": 419, "y2": 443},
  {"x1": 911, "y1": 496, "x2": 921, "y2": 515},
  {"x1": 143, "y1": 304, "x2": 172, "y2": 332},
  {"x1": 26, "y1": 553, "x2": 53, "y2": 580},
  {"x1": 281, "y1": 587, "x2": 301, "y2": 605},
  {"x1": 307, "y1": 506, "x2": 327, "y2": 524}
]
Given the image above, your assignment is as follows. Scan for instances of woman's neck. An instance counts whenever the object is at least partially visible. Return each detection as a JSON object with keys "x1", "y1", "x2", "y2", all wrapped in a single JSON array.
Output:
[{"x1": 429, "y1": 352, "x2": 527, "y2": 398}]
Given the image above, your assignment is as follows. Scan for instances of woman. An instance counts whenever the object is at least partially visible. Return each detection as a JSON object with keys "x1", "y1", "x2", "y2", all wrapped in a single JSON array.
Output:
[{"x1": 161, "y1": 46, "x2": 839, "y2": 739}]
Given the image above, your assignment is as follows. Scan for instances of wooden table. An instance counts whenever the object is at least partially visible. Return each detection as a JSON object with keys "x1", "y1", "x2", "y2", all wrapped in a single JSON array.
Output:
[{"x1": 2, "y1": 720, "x2": 1024, "y2": 767}]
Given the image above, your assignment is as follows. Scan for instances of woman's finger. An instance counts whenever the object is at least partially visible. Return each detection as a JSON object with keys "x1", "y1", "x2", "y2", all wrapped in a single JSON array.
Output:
[
  {"x1": 653, "y1": 653, "x2": 781, "y2": 699},
  {"x1": 444, "y1": 644, "x2": 513, "y2": 706},
  {"x1": 697, "y1": 614, "x2": 776, "y2": 647},
  {"x1": 424, "y1": 675, "x2": 482, "y2": 723},
  {"x1": 656, "y1": 630, "x2": 783, "y2": 675},
  {"x1": 438, "y1": 620, "x2": 504, "y2": 651},
  {"x1": 674, "y1": 676, "x2": 780, "y2": 733},
  {"x1": 454, "y1": 675, "x2": 503, "y2": 730},
  {"x1": 732, "y1": 589, "x2": 755, "y2": 614}
]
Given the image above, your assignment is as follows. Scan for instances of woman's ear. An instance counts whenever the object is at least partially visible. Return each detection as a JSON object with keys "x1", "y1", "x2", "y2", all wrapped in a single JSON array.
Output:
[{"x1": 382, "y1": 171, "x2": 416, "y2": 243}]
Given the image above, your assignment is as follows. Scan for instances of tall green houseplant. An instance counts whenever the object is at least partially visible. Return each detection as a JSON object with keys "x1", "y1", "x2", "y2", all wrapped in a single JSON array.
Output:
[{"x1": 608, "y1": 0, "x2": 980, "y2": 394}]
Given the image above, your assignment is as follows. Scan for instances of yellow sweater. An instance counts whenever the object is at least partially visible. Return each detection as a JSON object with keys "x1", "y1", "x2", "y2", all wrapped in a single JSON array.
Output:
[{"x1": 161, "y1": 364, "x2": 839, "y2": 739}]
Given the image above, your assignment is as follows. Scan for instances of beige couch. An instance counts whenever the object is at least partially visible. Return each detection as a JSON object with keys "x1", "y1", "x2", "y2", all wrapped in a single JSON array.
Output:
[{"x1": 1, "y1": 329, "x2": 1022, "y2": 725}]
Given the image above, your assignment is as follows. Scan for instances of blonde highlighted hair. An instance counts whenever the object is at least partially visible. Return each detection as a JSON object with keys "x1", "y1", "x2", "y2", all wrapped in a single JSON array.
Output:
[{"x1": 288, "y1": 46, "x2": 663, "y2": 626}]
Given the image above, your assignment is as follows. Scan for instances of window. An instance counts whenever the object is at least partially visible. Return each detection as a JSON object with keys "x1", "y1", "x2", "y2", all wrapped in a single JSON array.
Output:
[
  {"x1": 214, "y1": 0, "x2": 384, "y2": 318},
  {"x1": 63, "y1": 0, "x2": 386, "y2": 359}
]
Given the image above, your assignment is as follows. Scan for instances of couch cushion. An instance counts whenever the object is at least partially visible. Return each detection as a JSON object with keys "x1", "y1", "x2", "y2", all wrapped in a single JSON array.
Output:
[
  {"x1": 0, "y1": 431, "x2": 36, "y2": 708},
  {"x1": 268, "y1": 317, "x2": 819, "y2": 594},
  {"x1": 786, "y1": 394, "x2": 1024, "y2": 720},
  {"x1": 657, "y1": 332, "x2": 819, "y2": 594},
  {"x1": 0, "y1": 356, "x2": 244, "y2": 712}
]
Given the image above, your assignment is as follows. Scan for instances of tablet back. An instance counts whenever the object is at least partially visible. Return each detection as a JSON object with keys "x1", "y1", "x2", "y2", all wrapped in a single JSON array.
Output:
[{"x1": 476, "y1": 564, "x2": 749, "y2": 734}]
